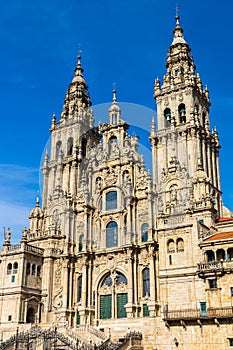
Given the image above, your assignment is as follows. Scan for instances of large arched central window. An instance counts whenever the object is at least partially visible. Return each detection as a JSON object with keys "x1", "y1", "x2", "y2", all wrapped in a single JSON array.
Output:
[
  {"x1": 106, "y1": 221, "x2": 118, "y2": 248},
  {"x1": 99, "y1": 272, "x2": 128, "y2": 320},
  {"x1": 106, "y1": 191, "x2": 117, "y2": 211}
]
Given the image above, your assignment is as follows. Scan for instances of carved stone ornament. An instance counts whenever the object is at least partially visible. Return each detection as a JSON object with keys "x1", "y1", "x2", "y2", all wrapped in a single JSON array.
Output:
[
  {"x1": 53, "y1": 286, "x2": 63, "y2": 309},
  {"x1": 55, "y1": 261, "x2": 62, "y2": 285},
  {"x1": 104, "y1": 167, "x2": 117, "y2": 186}
]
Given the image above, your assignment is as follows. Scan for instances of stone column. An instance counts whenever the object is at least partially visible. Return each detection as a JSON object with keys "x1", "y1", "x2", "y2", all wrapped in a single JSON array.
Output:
[{"x1": 42, "y1": 257, "x2": 53, "y2": 322}]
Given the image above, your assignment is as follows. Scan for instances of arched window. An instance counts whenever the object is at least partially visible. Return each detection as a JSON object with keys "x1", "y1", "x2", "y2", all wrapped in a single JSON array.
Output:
[
  {"x1": 167, "y1": 239, "x2": 175, "y2": 253},
  {"x1": 37, "y1": 266, "x2": 41, "y2": 277},
  {"x1": 216, "y1": 249, "x2": 225, "y2": 261},
  {"x1": 106, "y1": 191, "x2": 117, "y2": 211},
  {"x1": 56, "y1": 141, "x2": 62, "y2": 159},
  {"x1": 32, "y1": 264, "x2": 36, "y2": 276},
  {"x1": 206, "y1": 250, "x2": 215, "y2": 262},
  {"x1": 77, "y1": 275, "x2": 82, "y2": 302},
  {"x1": 99, "y1": 272, "x2": 128, "y2": 320},
  {"x1": 13, "y1": 262, "x2": 18, "y2": 274},
  {"x1": 142, "y1": 268, "x2": 150, "y2": 297},
  {"x1": 79, "y1": 234, "x2": 84, "y2": 252},
  {"x1": 116, "y1": 273, "x2": 128, "y2": 285},
  {"x1": 26, "y1": 263, "x2": 30, "y2": 275},
  {"x1": 7, "y1": 263, "x2": 12, "y2": 275},
  {"x1": 202, "y1": 112, "x2": 206, "y2": 126},
  {"x1": 178, "y1": 104, "x2": 186, "y2": 124},
  {"x1": 164, "y1": 108, "x2": 171, "y2": 127},
  {"x1": 101, "y1": 273, "x2": 112, "y2": 287},
  {"x1": 227, "y1": 248, "x2": 233, "y2": 261},
  {"x1": 81, "y1": 138, "x2": 87, "y2": 158},
  {"x1": 67, "y1": 137, "x2": 73, "y2": 156},
  {"x1": 176, "y1": 238, "x2": 184, "y2": 252},
  {"x1": 106, "y1": 221, "x2": 118, "y2": 248},
  {"x1": 26, "y1": 308, "x2": 35, "y2": 323},
  {"x1": 141, "y1": 223, "x2": 149, "y2": 242},
  {"x1": 109, "y1": 136, "x2": 118, "y2": 145}
]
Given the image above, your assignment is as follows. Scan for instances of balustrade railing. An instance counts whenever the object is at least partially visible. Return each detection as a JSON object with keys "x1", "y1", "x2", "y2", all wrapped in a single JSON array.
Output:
[
  {"x1": 197, "y1": 260, "x2": 233, "y2": 272},
  {"x1": 163, "y1": 306, "x2": 233, "y2": 320}
]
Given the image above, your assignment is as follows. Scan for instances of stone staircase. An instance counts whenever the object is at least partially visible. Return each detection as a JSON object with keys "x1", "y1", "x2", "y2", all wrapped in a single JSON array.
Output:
[{"x1": 0, "y1": 325, "x2": 142, "y2": 350}]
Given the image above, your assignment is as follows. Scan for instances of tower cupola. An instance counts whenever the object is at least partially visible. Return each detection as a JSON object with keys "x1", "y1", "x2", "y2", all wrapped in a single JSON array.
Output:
[{"x1": 60, "y1": 55, "x2": 91, "y2": 121}]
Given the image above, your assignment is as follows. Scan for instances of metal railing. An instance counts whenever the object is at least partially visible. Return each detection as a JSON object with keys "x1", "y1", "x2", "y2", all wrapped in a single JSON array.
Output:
[{"x1": 163, "y1": 306, "x2": 233, "y2": 320}]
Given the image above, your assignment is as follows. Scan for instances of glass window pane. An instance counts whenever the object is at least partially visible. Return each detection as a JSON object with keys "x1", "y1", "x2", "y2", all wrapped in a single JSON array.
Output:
[
  {"x1": 106, "y1": 191, "x2": 117, "y2": 211},
  {"x1": 106, "y1": 221, "x2": 118, "y2": 248}
]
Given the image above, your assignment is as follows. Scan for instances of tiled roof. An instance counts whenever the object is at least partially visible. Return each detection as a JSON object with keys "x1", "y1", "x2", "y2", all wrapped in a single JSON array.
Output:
[
  {"x1": 216, "y1": 217, "x2": 233, "y2": 223},
  {"x1": 204, "y1": 231, "x2": 233, "y2": 242}
]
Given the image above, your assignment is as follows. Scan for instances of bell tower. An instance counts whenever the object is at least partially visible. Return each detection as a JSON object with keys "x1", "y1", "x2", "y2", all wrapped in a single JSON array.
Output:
[{"x1": 151, "y1": 15, "x2": 222, "y2": 225}]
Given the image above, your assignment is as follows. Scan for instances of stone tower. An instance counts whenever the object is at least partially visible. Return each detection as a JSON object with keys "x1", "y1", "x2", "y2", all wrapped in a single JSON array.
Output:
[{"x1": 151, "y1": 15, "x2": 222, "y2": 227}]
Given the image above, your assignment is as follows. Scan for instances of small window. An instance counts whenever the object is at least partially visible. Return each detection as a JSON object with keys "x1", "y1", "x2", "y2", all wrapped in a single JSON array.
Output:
[
  {"x1": 209, "y1": 279, "x2": 217, "y2": 289},
  {"x1": 167, "y1": 239, "x2": 175, "y2": 253},
  {"x1": 77, "y1": 276, "x2": 82, "y2": 302},
  {"x1": 32, "y1": 264, "x2": 36, "y2": 276},
  {"x1": 79, "y1": 234, "x2": 84, "y2": 252},
  {"x1": 143, "y1": 304, "x2": 149, "y2": 317},
  {"x1": 229, "y1": 339, "x2": 233, "y2": 346},
  {"x1": 37, "y1": 266, "x2": 41, "y2": 277},
  {"x1": 56, "y1": 141, "x2": 62, "y2": 159},
  {"x1": 206, "y1": 250, "x2": 215, "y2": 262},
  {"x1": 178, "y1": 104, "x2": 186, "y2": 124},
  {"x1": 169, "y1": 255, "x2": 172, "y2": 265},
  {"x1": 176, "y1": 238, "x2": 184, "y2": 252},
  {"x1": 106, "y1": 191, "x2": 117, "y2": 211},
  {"x1": 67, "y1": 137, "x2": 73, "y2": 156},
  {"x1": 8, "y1": 315, "x2": 12, "y2": 322},
  {"x1": 7, "y1": 263, "x2": 12, "y2": 275},
  {"x1": 141, "y1": 223, "x2": 149, "y2": 242},
  {"x1": 13, "y1": 262, "x2": 18, "y2": 274},
  {"x1": 106, "y1": 221, "x2": 118, "y2": 248},
  {"x1": 26, "y1": 263, "x2": 30, "y2": 275},
  {"x1": 109, "y1": 136, "x2": 118, "y2": 145},
  {"x1": 81, "y1": 138, "x2": 87, "y2": 158},
  {"x1": 231, "y1": 287, "x2": 233, "y2": 297},
  {"x1": 200, "y1": 302, "x2": 207, "y2": 316},
  {"x1": 142, "y1": 268, "x2": 150, "y2": 297},
  {"x1": 11, "y1": 275, "x2": 15, "y2": 283},
  {"x1": 164, "y1": 108, "x2": 171, "y2": 127},
  {"x1": 198, "y1": 219, "x2": 204, "y2": 224},
  {"x1": 76, "y1": 311, "x2": 80, "y2": 325}
]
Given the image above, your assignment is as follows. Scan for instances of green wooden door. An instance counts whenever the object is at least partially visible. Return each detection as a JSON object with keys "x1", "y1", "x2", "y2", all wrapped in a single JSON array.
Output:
[
  {"x1": 100, "y1": 295, "x2": 112, "y2": 319},
  {"x1": 117, "y1": 293, "x2": 128, "y2": 318}
]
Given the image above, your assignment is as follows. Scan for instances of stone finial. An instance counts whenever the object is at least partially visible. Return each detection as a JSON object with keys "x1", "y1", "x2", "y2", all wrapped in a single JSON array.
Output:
[
  {"x1": 4, "y1": 228, "x2": 11, "y2": 245},
  {"x1": 50, "y1": 113, "x2": 56, "y2": 131},
  {"x1": 108, "y1": 89, "x2": 121, "y2": 124}
]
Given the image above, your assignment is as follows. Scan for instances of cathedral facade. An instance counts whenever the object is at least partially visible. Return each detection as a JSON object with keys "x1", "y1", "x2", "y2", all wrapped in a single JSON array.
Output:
[{"x1": 0, "y1": 16, "x2": 233, "y2": 350}]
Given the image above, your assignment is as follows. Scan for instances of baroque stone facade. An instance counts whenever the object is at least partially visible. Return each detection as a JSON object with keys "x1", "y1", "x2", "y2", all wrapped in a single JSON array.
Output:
[{"x1": 1, "y1": 16, "x2": 233, "y2": 350}]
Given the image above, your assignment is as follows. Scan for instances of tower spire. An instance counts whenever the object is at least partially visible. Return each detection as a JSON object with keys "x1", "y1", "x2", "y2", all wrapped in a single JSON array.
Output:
[
  {"x1": 60, "y1": 53, "x2": 91, "y2": 121},
  {"x1": 108, "y1": 88, "x2": 121, "y2": 125}
]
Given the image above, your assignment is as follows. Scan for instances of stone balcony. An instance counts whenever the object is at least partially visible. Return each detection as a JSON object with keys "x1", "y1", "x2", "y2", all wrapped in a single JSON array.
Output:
[
  {"x1": 197, "y1": 260, "x2": 233, "y2": 277},
  {"x1": 163, "y1": 306, "x2": 233, "y2": 328}
]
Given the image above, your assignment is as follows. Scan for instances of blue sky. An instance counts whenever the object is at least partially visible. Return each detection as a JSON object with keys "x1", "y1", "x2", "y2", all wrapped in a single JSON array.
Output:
[{"x1": 0, "y1": 0, "x2": 233, "y2": 244}]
